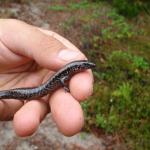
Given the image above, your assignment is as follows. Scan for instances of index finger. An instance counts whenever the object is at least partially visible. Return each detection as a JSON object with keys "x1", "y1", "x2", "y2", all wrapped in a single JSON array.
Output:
[
  {"x1": 0, "y1": 19, "x2": 85, "y2": 70},
  {"x1": 39, "y1": 29, "x2": 94, "y2": 101}
]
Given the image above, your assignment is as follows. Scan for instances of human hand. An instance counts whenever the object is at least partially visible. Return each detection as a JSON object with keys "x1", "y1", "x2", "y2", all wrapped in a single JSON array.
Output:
[{"x1": 0, "y1": 19, "x2": 94, "y2": 137}]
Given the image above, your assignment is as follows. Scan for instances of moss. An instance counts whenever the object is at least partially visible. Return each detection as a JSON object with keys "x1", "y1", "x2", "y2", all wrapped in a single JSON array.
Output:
[{"x1": 82, "y1": 50, "x2": 150, "y2": 149}]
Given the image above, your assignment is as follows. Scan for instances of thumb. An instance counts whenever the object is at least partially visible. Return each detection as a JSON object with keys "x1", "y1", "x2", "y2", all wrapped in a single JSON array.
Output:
[{"x1": 0, "y1": 19, "x2": 85, "y2": 70}]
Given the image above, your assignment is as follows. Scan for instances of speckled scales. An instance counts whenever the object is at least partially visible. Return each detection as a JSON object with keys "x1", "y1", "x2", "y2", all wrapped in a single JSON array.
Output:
[{"x1": 0, "y1": 60, "x2": 95, "y2": 100}]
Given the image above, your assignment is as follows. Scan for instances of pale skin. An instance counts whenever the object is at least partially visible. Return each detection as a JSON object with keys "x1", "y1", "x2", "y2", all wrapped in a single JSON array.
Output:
[{"x1": 0, "y1": 19, "x2": 94, "y2": 137}]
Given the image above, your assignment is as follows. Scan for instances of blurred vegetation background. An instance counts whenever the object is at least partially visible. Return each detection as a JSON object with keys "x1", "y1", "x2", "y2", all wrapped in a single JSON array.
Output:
[{"x1": 0, "y1": 0, "x2": 150, "y2": 150}]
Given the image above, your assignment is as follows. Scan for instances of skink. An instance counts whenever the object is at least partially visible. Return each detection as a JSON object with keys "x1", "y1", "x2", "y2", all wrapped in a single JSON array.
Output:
[{"x1": 0, "y1": 60, "x2": 95, "y2": 100}]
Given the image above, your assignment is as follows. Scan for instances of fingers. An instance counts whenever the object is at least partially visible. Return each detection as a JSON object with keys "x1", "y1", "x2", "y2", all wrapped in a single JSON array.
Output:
[
  {"x1": 49, "y1": 70, "x2": 93, "y2": 136},
  {"x1": 0, "y1": 100, "x2": 23, "y2": 121},
  {"x1": 50, "y1": 89, "x2": 84, "y2": 136},
  {"x1": 0, "y1": 69, "x2": 48, "y2": 121},
  {"x1": 0, "y1": 19, "x2": 94, "y2": 100},
  {"x1": 0, "y1": 19, "x2": 85, "y2": 70},
  {"x1": 38, "y1": 28, "x2": 80, "y2": 51},
  {"x1": 13, "y1": 87, "x2": 85, "y2": 137},
  {"x1": 38, "y1": 28, "x2": 94, "y2": 101},
  {"x1": 70, "y1": 70, "x2": 94, "y2": 101},
  {"x1": 0, "y1": 19, "x2": 94, "y2": 136},
  {"x1": 13, "y1": 100, "x2": 49, "y2": 137}
]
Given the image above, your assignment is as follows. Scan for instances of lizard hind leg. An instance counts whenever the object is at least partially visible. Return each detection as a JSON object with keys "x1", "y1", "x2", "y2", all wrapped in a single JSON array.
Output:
[{"x1": 60, "y1": 76, "x2": 70, "y2": 92}]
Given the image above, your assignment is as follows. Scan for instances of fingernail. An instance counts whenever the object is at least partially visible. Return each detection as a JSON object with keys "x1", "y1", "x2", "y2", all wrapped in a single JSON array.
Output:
[{"x1": 58, "y1": 49, "x2": 80, "y2": 61}]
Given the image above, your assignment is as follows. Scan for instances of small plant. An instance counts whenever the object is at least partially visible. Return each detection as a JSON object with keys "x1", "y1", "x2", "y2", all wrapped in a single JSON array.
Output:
[
  {"x1": 108, "y1": 51, "x2": 150, "y2": 72},
  {"x1": 88, "y1": 0, "x2": 150, "y2": 17},
  {"x1": 49, "y1": 1, "x2": 91, "y2": 12},
  {"x1": 132, "y1": 56, "x2": 149, "y2": 71},
  {"x1": 112, "y1": 82, "x2": 133, "y2": 112},
  {"x1": 113, "y1": 0, "x2": 141, "y2": 17},
  {"x1": 48, "y1": 5, "x2": 66, "y2": 11},
  {"x1": 102, "y1": 10, "x2": 135, "y2": 40},
  {"x1": 113, "y1": 83, "x2": 132, "y2": 101},
  {"x1": 68, "y1": 1, "x2": 90, "y2": 10},
  {"x1": 96, "y1": 114, "x2": 107, "y2": 129}
]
